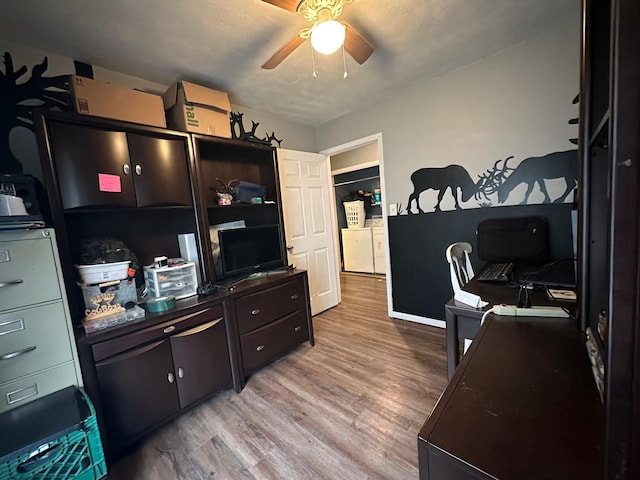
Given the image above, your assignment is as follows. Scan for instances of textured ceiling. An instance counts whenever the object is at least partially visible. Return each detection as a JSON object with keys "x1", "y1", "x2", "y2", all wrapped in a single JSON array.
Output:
[{"x1": 0, "y1": 0, "x2": 578, "y2": 126}]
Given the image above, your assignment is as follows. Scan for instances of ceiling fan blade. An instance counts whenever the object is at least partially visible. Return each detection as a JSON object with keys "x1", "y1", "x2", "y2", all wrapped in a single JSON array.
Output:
[
  {"x1": 260, "y1": 0, "x2": 303, "y2": 12},
  {"x1": 343, "y1": 22, "x2": 374, "y2": 65},
  {"x1": 261, "y1": 32, "x2": 306, "y2": 69}
]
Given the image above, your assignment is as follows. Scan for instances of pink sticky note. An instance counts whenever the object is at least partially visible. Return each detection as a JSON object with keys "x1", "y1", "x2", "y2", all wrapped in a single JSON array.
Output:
[{"x1": 98, "y1": 173, "x2": 122, "y2": 193}]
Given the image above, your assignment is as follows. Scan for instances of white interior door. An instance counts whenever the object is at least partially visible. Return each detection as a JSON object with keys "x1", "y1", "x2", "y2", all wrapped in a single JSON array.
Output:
[{"x1": 277, "y1": 149, "x2": 340, "y2": 315}]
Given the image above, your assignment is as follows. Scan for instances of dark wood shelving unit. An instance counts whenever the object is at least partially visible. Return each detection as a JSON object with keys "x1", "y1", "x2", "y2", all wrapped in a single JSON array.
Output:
[
  {"x1": 579, "y1": 0, "x2": 640, "y2": 477},
  {"x1": 33, "y1": 111, "x2": 313, "y2": 462}
]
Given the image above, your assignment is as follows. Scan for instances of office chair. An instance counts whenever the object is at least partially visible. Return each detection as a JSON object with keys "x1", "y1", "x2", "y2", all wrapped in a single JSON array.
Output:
[{"x1": 446, "y1": 242, "x2": 475, "y2": 293}]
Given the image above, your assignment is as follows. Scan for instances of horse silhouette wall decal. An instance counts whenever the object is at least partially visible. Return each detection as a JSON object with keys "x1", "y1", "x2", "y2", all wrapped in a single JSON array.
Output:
[
  {"x1": 407, "y1": 165, "x2": 483, "y2": 213},
  {"x1": 496, "y1": 149, "x2": 577, "y2": 204}
]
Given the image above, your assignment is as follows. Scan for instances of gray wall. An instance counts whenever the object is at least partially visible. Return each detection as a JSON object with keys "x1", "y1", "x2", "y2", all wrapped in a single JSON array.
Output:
[
  {"x1": 0, "y1": 39, "x2": 318, "y2": 181},
  {"x1": 316, "y1": 21, "x2": 580, "y2": 213}
]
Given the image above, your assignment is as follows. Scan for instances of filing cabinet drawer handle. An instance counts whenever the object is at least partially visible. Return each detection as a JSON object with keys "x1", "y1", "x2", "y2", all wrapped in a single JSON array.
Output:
[
  {"x1": 163, "y1": 326, "x2": 176, "y2": 334},
  {"x1": 167, "y1": 372, "x2": 175, "y2": 384},
  {"x1": 294, "y1": 326, "x2": 302, "y2": 332},
  {"x1": 290, "y1": 294, "x2": 298, "y2": 300},
  {"x1": 256, "y1": 345, "x2": 265, "y2": 352},
  {"x1": 251, "y1": 309, "x2": 261, "y2": 315},
  {"x1": 0, "y1": 279, "x2": 23, "y2": 288},
  {"x1": 1, "y1": 345, "x2": 36, "y2": 361}
]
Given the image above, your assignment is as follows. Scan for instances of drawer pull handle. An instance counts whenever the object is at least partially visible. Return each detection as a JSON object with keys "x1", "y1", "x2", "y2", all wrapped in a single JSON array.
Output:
[
  {"x1": 251, "y1": 309, "x2": 261, "y2": 315},
  {"x1": 163, "y1": 326, "x2": 176, "y2": 334},
  {"x1": 167, "y1": 372, "x2": 175, "y2": 384},
  {"x1": 178, "y1": 367, "x2": 184, "y2": 378},
  {"x1": 0, "y1": 279, "x2": 23, "y2": 288},
  {"x1": 294, "y1": 326, "x2": 302, "y2": 332},
  {"x1": 135, "y1": 164, "x2": 143, "y2": 175},
  {"x1": 1, "y1": 345, "x2": 36, "y2": 361},
  {"x1": 290, "y1": 294, "x2": 298, "y2": 300},
  {"x1": 256, "y1": 345, "x2": 265, "y2": 352}
]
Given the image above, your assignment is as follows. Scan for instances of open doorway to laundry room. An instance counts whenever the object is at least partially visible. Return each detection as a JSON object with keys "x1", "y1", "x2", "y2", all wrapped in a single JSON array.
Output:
[{"x1": 321, "y1": 133, "x2": 392, "y2": 316}]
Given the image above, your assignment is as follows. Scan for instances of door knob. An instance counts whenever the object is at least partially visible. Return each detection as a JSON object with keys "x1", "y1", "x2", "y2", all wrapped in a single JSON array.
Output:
[{"x1": 286, "y1": 245, "x2": 294, "y2": 252}]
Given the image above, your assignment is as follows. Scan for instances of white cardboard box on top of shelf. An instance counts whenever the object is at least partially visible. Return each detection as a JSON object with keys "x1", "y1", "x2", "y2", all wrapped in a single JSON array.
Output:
[
  {"x1": 68, "y1": 75, "x2": 167, "y2": 128},
  {"x1": 162, "y1": 81, "x2": 232, "y2": 138}
]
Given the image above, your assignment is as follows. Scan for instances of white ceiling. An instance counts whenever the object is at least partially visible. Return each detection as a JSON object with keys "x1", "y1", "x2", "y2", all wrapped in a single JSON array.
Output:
[{"x1": 0, "y1": 0, "x2": 578, "y2": 126}]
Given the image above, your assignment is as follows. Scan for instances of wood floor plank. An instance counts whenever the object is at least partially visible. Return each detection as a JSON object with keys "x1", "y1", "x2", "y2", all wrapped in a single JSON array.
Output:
[{"x1": 109, "y1": 273, "x2": 448, "y2": 479}]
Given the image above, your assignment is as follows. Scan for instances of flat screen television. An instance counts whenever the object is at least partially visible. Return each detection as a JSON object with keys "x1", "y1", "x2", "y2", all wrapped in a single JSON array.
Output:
[{"x1": 217, "y1": 224, "x2": 285, "y2": 280}]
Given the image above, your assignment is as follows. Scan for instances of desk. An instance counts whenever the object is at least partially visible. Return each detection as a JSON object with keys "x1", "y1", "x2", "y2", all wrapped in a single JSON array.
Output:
[
  {"x1": 445, "y1": 277, "x2": 570, "y2": 379},
  {"x1": 419, "y1": 313, "x2": 604, "y2": 479}
]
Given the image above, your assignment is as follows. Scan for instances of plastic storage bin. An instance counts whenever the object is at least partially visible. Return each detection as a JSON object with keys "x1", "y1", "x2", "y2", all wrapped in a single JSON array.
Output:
[
  {"x1": 143, "y1": 262, "x2": 197, "y2": 300},
  {"x1": 343, "y1": 201, "x2": 365, "y2": 228},
  {"x1": 0, "y1": 387, "x2": 106, "y2": 480},
  {"x1": 75, "y1": 261, "x2": 130, "y2": 285}
]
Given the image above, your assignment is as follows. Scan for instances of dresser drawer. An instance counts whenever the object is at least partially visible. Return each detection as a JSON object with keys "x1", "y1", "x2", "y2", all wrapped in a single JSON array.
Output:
[
  {"x1": 236, "y1": 278, "x2": 306, "y2": 334},
  {"x1": 0, "y1": 363, "x2": 78, "y2": 414},
  {"x1": 0, "y1": 237, "x2": 61, "y2": 312},
  {"x1": 0, "y1": 303, "x2": 74, "y2": 384},
  {"x1": 241, "y1": 310, "x2": 309, "y2": 373}
]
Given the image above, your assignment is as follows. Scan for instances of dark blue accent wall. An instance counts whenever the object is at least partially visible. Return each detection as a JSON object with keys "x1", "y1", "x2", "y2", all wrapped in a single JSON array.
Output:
[{"x1": 387, "y1": 203, "x2": 575, "y2": 320}]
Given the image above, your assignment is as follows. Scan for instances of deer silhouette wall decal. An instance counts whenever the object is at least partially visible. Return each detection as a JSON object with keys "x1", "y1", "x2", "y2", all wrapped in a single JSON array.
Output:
[
  {"x1": 407, "y1": 165, "x2": 482, "y2": 213},
  {"x1": 496, "y1": 149, "x2": 577, "y2": 204}
]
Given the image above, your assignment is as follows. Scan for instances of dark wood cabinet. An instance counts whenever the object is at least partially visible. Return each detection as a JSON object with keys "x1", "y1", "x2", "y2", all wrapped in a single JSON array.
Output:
[
  {"x1": 169, "y1": 315, "x2": 231, "y2": 409},
  {"x1": 579, "y1": 0, "x2": 640, "y2": 477},
  {"x1": 126, "y1": 132, "x2": 193, "y2": 207},
  {"x1": 34, "y1": 112, "x2": 314, "y2": 464},
  {"x1": 88, "y1": 304, "x2": 232, "y2": 458},
  {"x1": 95, "y1": 339, "x2": 179, "y2": 449},
  {"x1": 47, "y1": 121, "x2": 192, "y2": 209},
  {"x1": 229, "y1": 271, "x2": 313, "y2": 381},
  {"x1": 48, "y1": 122, "x2": 135, "y2": 209}
]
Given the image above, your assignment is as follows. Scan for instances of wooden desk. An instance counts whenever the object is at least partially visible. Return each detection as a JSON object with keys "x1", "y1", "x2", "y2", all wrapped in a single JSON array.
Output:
[
  {"x1": 445, "y1": 277, "x2": 570, "y2": 379},
  {"x1": 419, "y1": 314, "x2": 604, "y2": 479}
]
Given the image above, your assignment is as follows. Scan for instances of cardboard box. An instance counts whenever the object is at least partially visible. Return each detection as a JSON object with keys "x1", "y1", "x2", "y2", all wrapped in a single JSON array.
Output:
[
  {"x1": 69, "y1": 75, "x2": 166, "y2": 128},
  {"x1": 162, "y1": 81, "x2": 231, "y2": 138},
  {"x1": 79, "y1": 278, "x2": 137, "y2": 312}
]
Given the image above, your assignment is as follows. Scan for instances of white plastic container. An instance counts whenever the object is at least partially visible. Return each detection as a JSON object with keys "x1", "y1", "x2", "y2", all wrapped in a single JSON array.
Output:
[
  {"x1": 143, "y1": 262, "x2": 197, "y2": 300},
  {"x1": 76, "y1": 261, "x2": 130, "y2": 285},
  {"x1": 344, "y1": 200, "x2": 366, "y2": 228}
]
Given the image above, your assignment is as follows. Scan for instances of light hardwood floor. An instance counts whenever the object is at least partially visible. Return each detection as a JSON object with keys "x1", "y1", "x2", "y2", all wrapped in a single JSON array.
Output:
[{"x1": 109, "y1": 273, "x2": 448, "y2": 479}]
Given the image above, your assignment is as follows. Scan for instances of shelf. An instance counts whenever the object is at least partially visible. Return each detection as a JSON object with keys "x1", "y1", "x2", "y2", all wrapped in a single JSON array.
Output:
[
  {"x1": 64, "y1": 205, "x2": 194, "y2": 214},
  {"x1": 588, "y1": 109, "x2": 610, "y2": 147},
  {"x1": 206, "y1": 202, "x2": 277, "y2": 209}
]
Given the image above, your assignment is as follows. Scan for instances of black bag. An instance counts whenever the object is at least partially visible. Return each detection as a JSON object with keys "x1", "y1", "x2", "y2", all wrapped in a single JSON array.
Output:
[
  {"x1": 235, "y1": 181, "x2": 266, "y2": 203},
  {"x1": 476, "y1": 216, "x2": 550, "y2": 263}
]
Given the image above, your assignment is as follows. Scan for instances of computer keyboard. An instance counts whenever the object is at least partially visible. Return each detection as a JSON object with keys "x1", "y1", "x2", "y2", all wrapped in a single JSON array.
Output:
[{"x1": 477, "y1": 262, "x2": 514, "y2": 282}]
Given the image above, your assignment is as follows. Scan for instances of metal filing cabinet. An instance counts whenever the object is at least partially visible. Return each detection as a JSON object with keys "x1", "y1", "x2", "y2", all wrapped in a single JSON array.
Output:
[{"x1": 0, "y1": 229, "x2": 82, "y2": 413}]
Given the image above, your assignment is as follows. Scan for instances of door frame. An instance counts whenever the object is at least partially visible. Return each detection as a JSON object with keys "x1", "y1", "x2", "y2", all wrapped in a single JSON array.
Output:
[{"x1": 320, "y1": 133, "x2": 393, "y2": 316}]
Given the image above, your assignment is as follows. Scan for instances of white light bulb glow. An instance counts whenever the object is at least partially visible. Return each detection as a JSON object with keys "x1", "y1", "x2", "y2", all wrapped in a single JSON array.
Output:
[{"x1": 310, "y1": 20, "x2": 346, "y2": 55}]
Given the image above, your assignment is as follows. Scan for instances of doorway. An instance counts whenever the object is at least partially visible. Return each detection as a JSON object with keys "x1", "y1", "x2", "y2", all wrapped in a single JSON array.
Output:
[{"x1": 321, "y1": 133, "x2": 392, "y2": 316}]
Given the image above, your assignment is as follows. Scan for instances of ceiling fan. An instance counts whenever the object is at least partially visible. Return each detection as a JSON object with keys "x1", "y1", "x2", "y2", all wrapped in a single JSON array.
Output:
[{"x1": 261, "y1": 0, "x2": 374, "y2": 70}]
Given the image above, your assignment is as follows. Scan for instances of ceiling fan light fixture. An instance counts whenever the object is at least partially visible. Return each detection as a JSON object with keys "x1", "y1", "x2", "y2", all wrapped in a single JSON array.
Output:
[{"x1": 310, "y1": 19, "x2": 346, "y2": 55}]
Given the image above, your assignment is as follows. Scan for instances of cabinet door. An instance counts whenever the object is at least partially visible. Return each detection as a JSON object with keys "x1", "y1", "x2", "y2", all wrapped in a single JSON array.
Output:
[
  {"x1": 127, "y1": 133, "x2": 193, "y2": 207},
  {"x1": 170, "y1": 316, "x2": 232, "y2": 409},
  {"x1": 48, "y1": 122, "x2": 136, "y2": 208},
  {"x1": 95, "y1": 340, "x2": 179, "y2": 449}
]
